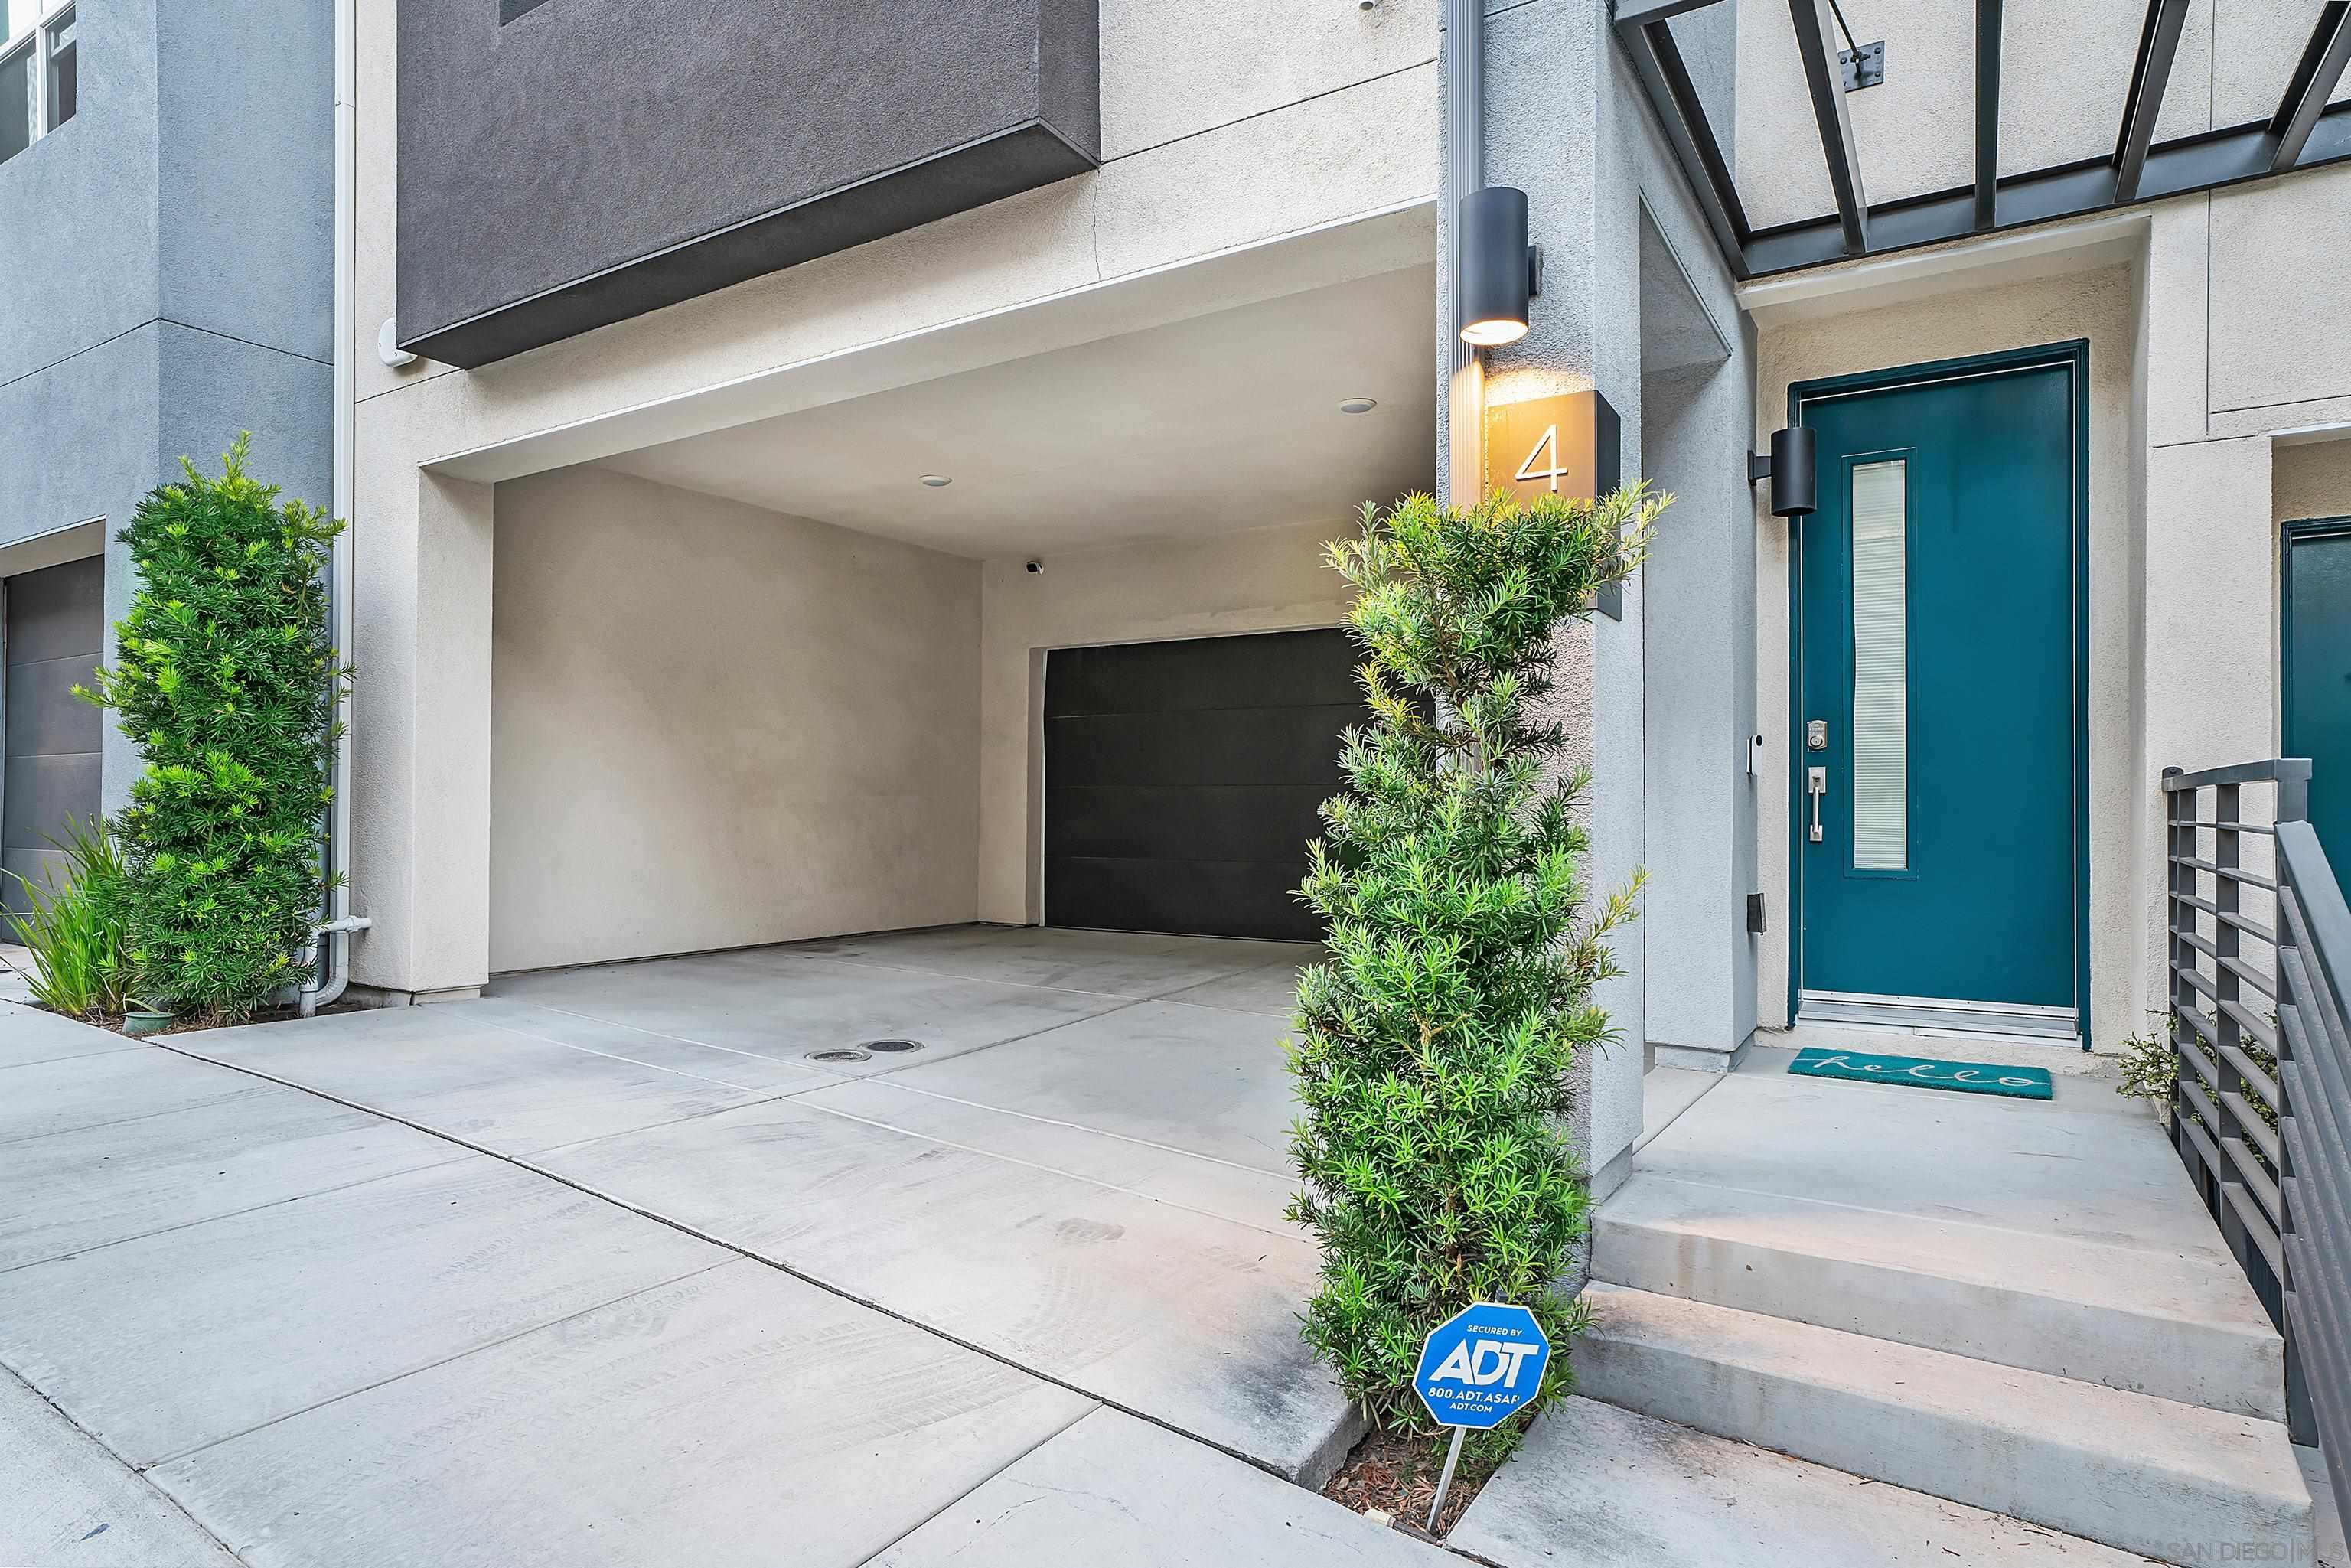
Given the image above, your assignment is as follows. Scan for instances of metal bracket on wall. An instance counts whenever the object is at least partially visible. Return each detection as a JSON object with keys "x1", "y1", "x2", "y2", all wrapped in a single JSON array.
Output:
[{"x1": 1841, "y1": 40, "x2": 1885, "y2": 91}]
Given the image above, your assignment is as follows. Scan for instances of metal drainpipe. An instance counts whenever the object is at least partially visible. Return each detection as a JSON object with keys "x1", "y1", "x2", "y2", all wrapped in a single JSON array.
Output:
[
  {"x1": 1441, "y1": 0, "x2": 1484, "y2": 504},
  {"x1": 301, "y1": 0, "x2": 368, "y2": 1015}
]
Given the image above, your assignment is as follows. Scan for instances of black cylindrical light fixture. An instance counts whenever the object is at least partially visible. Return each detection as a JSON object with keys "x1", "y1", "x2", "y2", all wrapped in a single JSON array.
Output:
[
  {"x1": 1459, "y1": 186, "x2": 1531, "y2": 347},
  {"x1": 1769, "y1": 424, "x2": 1817, "y2": 517}
]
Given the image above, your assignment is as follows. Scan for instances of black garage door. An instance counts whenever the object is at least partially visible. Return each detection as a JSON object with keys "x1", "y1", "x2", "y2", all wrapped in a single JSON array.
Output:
[{"x1": 1044, "y1": 628, "x2": 1369, "y2": 941}]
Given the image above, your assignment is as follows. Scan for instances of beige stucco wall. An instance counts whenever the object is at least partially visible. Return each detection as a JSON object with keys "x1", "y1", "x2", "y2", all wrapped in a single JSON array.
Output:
[
  {"x1": 975, "y1": 520, "x2": 1355, "y2": 927},
  {"x1": 487, "y1": 467, "x2": 980, "y2": 973},
  {"x1": 2212, "y1": 171, "x2": 2351, "y2": 419},
  {"x1": 1752, "y1": 264, "x2": 2142, "y2": 1041},
  {"x1": 2277, "y1": 441, "x2": 2351, "y2": 526},
  {"x1": 345, "y1": 0, "x2": 1443, "y2": 991}
]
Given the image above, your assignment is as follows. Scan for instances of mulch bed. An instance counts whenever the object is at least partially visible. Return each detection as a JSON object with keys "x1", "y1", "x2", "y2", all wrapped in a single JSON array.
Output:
[{"x1": 1321, "y1": 1424, "x2": 1505, "y2": 1540}]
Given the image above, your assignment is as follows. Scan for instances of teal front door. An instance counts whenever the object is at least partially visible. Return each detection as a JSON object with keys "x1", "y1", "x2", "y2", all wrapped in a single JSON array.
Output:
[
  {"x1": 2284, "y1": 520, "x2": 2351, "y2": 869},
  {"x1": 1793, "y1": 349, "x2": 2082, "y2": 1037}
]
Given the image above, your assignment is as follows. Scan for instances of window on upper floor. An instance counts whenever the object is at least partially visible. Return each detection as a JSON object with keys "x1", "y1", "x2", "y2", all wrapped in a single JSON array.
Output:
[{"x1": 2, "y1": 0, "x2": 73, "y2": 168}]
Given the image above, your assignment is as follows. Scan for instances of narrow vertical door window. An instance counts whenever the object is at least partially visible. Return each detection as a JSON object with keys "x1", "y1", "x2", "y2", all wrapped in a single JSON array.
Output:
[{"x1": 1849, "y1": 459, "x2": 1909, "y2": 870}]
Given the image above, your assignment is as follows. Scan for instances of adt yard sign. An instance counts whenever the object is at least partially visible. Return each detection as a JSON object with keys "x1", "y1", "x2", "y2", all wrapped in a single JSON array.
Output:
[{"x1": 1414, "y1": 1302, "x2": 1551, "y2": 1430}]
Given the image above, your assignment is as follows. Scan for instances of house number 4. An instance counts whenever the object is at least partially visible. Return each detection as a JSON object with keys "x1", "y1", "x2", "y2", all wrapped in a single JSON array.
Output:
[{"x1": 1515, "y1": 424, "x2": 1572, "y2": 492}]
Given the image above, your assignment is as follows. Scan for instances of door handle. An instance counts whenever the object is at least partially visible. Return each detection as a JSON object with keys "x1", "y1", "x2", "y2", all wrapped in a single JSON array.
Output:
[{"x1": 1807, "y1": 766, "x2": 1827, "y2": 843}]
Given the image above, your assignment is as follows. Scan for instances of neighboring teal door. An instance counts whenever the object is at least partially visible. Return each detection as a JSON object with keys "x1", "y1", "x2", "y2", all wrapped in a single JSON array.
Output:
[
  {"x1": 1794, "y1": 351, "x2": 2081, "y2": 1032},
  {"x1": 2284, "y1": 520, "x2": 2351, "y2": 869}
]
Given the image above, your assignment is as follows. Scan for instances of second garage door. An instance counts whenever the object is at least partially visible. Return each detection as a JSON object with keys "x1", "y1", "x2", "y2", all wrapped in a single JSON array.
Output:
[
  {"x1": 1043, "y1": 628, "x2": 1369, "y2": 942},
  {"x1": 3, "y1": 556, "x2": 105, "y2": 918}
]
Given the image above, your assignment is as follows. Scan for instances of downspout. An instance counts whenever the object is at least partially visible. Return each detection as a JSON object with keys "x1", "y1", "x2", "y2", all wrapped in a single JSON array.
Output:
[{"x1": 301, "y1": 0, "x2": 369, "y2": 1014}]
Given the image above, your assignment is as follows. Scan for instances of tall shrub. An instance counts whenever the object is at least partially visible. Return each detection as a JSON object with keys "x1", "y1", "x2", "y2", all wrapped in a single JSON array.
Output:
[
  {"x1": 1287, "y1": 481, "x2": 1669, "y2": 1435},
  {"x1": 83, "y1": 436, "x2": 349, "y2": 1022}
]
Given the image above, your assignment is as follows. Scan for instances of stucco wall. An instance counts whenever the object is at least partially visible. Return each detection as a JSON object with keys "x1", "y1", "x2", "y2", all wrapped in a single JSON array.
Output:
[
  {"x1": 1643, "y1": 342, "x2": 1759, "y2": 1065},
  {"x1": 1462, "y1": 0, "x2": 1752, "y2": 1188},
  {"x1": 155, "y1": 0, "x2": 334, "y2": 370},
  {"x1": 346, "y1": 0, "x2": 1442, "y2": 991},
  {"x1": 2277, "y1": 441, "x2": 2351, "y2": 526},
  {"x1": 0, "y1": 0, "x2": 158, "y2": 391},
  {"x1": 1752, "y1": 265, "x2": 2141, "y2": 1043},
  {"x1": 975, "y1": 520, "x2": 1354, "y2": 927},
  {"x1": 2209, "y1": 166, "x2": 2351, "y2": 418},
  {"x1": 396, "y1": 0, "x2": 1100, "y2": 365},
  {"x1": 488, "y1": 467, "x2": 980, "y2": 973},
  {"x1": 352, "y1": 0, "x2": 1438, "y2": 408},
  {"x1": 0, "y1": 0, "x2": 330, "y2": 817}
]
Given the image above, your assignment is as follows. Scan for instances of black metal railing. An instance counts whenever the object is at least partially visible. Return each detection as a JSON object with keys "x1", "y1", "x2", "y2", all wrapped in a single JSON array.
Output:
[
  {"x1": 2277, "y1": 810, "x2": 2351, "y2": 1524},
  {"x1": 2164, "y1": 758, "x2": 2349, "y2": 1523}
]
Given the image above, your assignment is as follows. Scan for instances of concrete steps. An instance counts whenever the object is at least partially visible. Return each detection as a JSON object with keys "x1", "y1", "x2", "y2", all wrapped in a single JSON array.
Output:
[
  {"x1": 1451, "y1": 1394, "x2": 2160, "y2": 1568},
  {"x1": 1572, "y1": 1281, "x2": 2314, "y2": 1564},
  {"x1": 1594, "y1": 1170, "x2": 2286, "y2": 1417}
]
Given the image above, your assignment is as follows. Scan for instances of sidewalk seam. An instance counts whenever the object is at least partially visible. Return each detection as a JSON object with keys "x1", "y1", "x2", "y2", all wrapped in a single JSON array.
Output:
[
  {"x1": 141, "y1": 1259, "x2": 736, "y2": 1470},
  {"x1": 0, "y1": 1360, "x2": 255, "y2": 1566},
  {"x1": 850, "y1": 1401, "x2": 1103, "y2": 1567},
  {"x1": 148, "y1": 1034, "x2": 1347, "y2": 1488}
]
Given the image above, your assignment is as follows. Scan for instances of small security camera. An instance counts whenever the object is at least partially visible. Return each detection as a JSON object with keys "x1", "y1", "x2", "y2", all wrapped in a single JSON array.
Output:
[{"x1": 1024, "y1": 559, "x2": 1044, "y2": 575}]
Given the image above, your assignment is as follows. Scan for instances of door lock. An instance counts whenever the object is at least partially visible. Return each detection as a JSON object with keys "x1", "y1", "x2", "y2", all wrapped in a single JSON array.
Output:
[
  {"x1": 1806, "y1": 765, "x2": 1828, "y2": 843},
  {"x1": 1805, "y1": 719, "x2": 1828, "y2": 751}
]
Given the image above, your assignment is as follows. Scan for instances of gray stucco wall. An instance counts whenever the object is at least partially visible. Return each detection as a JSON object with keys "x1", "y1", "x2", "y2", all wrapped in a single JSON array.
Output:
[
  {"x1": 0, "y1": 0, "x2": 332, "y2": 815},
  {"x1": 0, "y1": 0, "x2": 160, "y2": 389},
  {"x1": 155, "y1": 0, "x2": 336, "y2": 367},
  {"x1": 1440, "y1": 0, "x2": 1756, "y2": 1207},
  {"x1": 1622, "y1": 2, "x2": 1760, "y2": 1068}
]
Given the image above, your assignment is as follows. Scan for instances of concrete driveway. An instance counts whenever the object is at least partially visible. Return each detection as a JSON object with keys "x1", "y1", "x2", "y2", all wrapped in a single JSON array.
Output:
[{"x1": 0, "y1": 927, "x2": 1430, "y2": 1568}]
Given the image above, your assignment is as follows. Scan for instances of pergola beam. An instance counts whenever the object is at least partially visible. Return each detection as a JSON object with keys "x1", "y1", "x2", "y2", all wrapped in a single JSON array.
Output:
[
  {"x1": 1615, "y1": 0, "x2": 2351, "y2": 282},
  {"x1": 1974, "y1": 0, "x2": 2003, "y2": 229},
  {"x1": 1611, "y1": 0, "x2": 1721, "y2": 25},
  {"x1": 1788, "y1": 0, "x2": 1870, "y2": 253},
  {"x1": 1616, "y1": 8, "x2": 1752, "y2": 276},
  {"x1": 2115, "y1": 0, "x2": 2191, "y2": 203},
  {"x1": 1745, "y1": 101, "x2": 2351, "y2": 276},
  {"x1": 2272, "y1": 1, "x2": 2351, "y2": 172}
]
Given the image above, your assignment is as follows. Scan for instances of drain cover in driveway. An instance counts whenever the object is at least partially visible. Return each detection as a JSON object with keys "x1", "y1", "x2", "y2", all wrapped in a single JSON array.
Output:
[
  {"x1": 859, "y1": 1038, "x2": 925, "y2": 1055},
  {"x1": 807, "y1": 1048, "x2": 872, "y2": 1064}
]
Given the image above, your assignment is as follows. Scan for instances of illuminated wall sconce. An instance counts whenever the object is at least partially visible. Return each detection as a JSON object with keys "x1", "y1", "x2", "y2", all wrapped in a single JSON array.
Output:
[
  {"x1": 1746, "y1": 425, "x2": 1817, "y2": 517},
  {"x1": 1458, "y1": 186, "x2": 1540, "y2": 347}
]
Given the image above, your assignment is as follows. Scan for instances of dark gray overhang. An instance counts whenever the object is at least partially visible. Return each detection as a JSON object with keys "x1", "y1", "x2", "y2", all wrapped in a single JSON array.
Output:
[
  {"x1": 1616, "y1": 0, "x2": 2351, "y2": 281},
  {"x1": 398, "y1": 0, "x2": 1100, "y2": 370}
]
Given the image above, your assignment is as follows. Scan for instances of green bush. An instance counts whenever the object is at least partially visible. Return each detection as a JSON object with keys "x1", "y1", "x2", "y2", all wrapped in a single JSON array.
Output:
[
  {"x1": 1287, "y1": 482, "x2": 1668, "y2": 1438},
  {"x1": 82, "y1": 435, "x2": 349, "y2": 1024},
  {"x1": 5, "y1": 816, "x2": 133, "y2": 1019}
]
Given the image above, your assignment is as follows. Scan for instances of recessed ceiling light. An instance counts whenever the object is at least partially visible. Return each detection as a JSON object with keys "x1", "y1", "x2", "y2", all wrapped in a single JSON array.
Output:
[
  {"x1": 920, "y1": 474, "x2": 952, "y2": 487},
  {"x1": 1338, "y1": 397, "x2": 1378, "y2": 416}
]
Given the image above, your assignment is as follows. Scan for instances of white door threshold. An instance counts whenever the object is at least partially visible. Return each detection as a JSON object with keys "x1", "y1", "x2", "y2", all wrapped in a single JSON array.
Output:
[{"x1": 1798, "y1": 988, "x2": 2078, "y2": 1042}]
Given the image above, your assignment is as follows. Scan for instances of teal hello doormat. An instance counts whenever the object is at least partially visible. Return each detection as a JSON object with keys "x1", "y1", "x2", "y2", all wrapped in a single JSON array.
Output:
[{"x1": 1788, "y1": 1046, "x2": 2054, "y2": 1100}]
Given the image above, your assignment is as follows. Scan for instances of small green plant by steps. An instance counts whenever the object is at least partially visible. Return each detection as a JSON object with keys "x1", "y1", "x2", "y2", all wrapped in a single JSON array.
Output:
[
  {"x1": 2116, "y1": 1011, "x2": 2284, "y2": 1144},
  {"x1": 1286, "y1": 481, "x2": 1671, "y2": 1452},
  {"x1": 2115, "y1": 1013, "x2": 2177, "y2": 1111},
  {"x1": 81, "y1": 436, "x2": 351, "y2": 1025},
  {"x1": 4, "y1": 816, "x2": 134, "y2": 1019}
]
